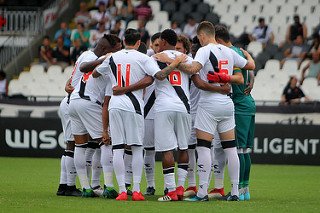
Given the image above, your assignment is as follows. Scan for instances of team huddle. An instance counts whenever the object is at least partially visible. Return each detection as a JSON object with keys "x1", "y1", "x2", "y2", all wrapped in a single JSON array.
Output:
[{"x1": 56, "y1": 21, "x2": 256, "y2": 202}]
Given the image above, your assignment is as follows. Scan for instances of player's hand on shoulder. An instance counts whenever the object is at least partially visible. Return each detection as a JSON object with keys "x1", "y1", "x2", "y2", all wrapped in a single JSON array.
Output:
[
  {"x1": 153, "y1": 52, "x2": 172, "y2": 64},
  {"x1": 112, "y1": 86, "x2": 127, "y2": 96}
]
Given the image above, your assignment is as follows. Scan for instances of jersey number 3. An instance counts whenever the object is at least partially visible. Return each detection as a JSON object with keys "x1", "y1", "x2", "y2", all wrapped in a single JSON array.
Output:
[
  {"x1": 117, "y1": 64, "x2": 131, "y2": 87},
  {"x1": 168, "y1": 71, "x2": 182, "y2": 86}
]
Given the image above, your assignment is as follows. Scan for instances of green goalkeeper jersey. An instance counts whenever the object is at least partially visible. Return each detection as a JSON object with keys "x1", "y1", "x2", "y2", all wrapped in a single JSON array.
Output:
[{"x1": 230, "y1": 46, "x2": 256, "y2": 115}]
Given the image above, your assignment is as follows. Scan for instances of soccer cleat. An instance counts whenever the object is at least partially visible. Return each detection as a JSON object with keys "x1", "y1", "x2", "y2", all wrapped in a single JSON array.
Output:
[
  {"x1": 163, "y1": 188, "x2": 168, "y2": 195},
  {"x1": 92, "y1": 185, "x2": 104, "y2": 197},
  {"x1": 208, "y1": 188, "x2": 225, "y2": 199},
  {"x1": 184, "y1": 195, "x2": 209, "y2": 202},
  {"x1": 132, "y1": 191, "x2": 145, "y2": 201},
  {"x1": 226, "y1": 195, "x2": 240, "y2": 201},
  {"x1": 184, "y1": 186, "x2": 197, "y2": 197},
  {"x1": 82, "y1": 188, "x2": 95, "y2": 198},
  {"x1": 126, "y1": 184, "x2": 133, "y2": 196},
  {"x1": 158, "y1": 190, "x2": 178, "y2": 202},
  {"x1": 176, "y1": 186, "x2": 185, "y2": 201},
  {"x1": 145, "y1": 186, "x2": 156, "y2": 196},
  {"x1": 65, "y1": 185, "x2": 82, "y2": 197},
  {"x1": 244, "y1": 192, "x2": 250, "y2": 201},
  {"x1": 116, "y1": 192, "x2": 128, "y2": 201},
  {"x1": 103, "y1": 186, "x2": 118, "y2": 199},
  {"x1": 56, "y1": 184, "x2": 67, "y2": 196}
]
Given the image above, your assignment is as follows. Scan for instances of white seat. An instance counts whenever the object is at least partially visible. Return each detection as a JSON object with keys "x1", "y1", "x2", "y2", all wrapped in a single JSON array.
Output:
[
  {"x1": 0, "y1": 108, "x2": 18, "y2": 117},
  {"x1": 261, "y1": 4, "x2": 278, "y2": 16},
  {"x1": 29, "y1": 64, "x2": 45, "y2": 76},
  {"x1": 203, "y1": 0, "x2": 219, "y2": 7},
  {"x1": 149, "y1": 1, "x2": 160, "y2": 13},
  {"x1": 127, "y1": 20, "x2": 138, "y2": 29},
  {"x1": 279, "y1": 4, "x2": 295, "y2": 16},
  {"x1": 247, "y1": 41, "x2": 263, "y2": 57},
  {"x1": 287, "y1": 0, "x2": 303, "y2": 6},
  {"x1": 30, "y1": 109, "x2": 45, "y2": 118},
  {"x1": 160, "y1": 22, "x2": 170, "y2": 31},
  {"x1": 154, "y1": 11, "x2": 169, "y2": 26},
  {"x1": 8, "y1": 79, "x2": 23, "y2": 96},
  {"x1": 18, "y1": 71, "x2": 33, "y2": 83},
  {"x1": 301, "y1": 78, "x2": 320, "y2": 101},
  {"x1": 212, "y1": 3, "x2": 229, "y2": 15},
  {"x1": 296, "y1": 5, "x2": 314, "y2": 17},
  {"x1": 299, "y1": 59, "x2": 311, "y2": 72},
  {"x1": 230, "y1": 24, "x2": 246, "y2": 37},
  {"x1": 282, "y1": 60, "x2": 299, "y2": 75},
  {"x1": 220, "y1": 14, "x2": 235, "y2": 26},
  {"x1": 47, "y1": 65, "x2": 62, "y2": 74},
  {"x1": 264, "y1": 60, "x2": 280, "y2": 73},
  {"x1": 145, "y1": 21, "x2": 160, "y2": 36}
]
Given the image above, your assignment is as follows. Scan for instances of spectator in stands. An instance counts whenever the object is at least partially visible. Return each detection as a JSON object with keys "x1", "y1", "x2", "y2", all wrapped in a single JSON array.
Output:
[
  {"x1": 110, "y1": 19, "x2": 125, "y2": 39},
  {"x1": 95, "y1": 0, "x2": 108, "y2": 7},
  {"x1": 175, "y1": 35, "x2": 191, "y2": 56},
  {"x1": 0, "y1": 70, "x2": 8, "y2": 99},
  {"x1": 134, "y1": 0, "x2": 152, "y2": 21},
  {"x1": 106, "y1": 0, "x2": 118, "y2": 19},
  {"x1": 39, "y1": 35, "x2": 54, "y2": 70},
  {"x1": 300, "y1": 52, "x2": 320, "y2": 85},
  {"x1": 281, "y1": 35, "x2": 308, "y2": 67},
  {"x1": 183, "y1": 16, "x2": 199, "y2": 40},
  {"x1": 286, "y1": 15, "x2": 308, "y2": 44},
  {"x1": 250, "y1": 17, "x2": 274, "y2": 46},
  {"x1": 53, "y1": 36, "x2": 70, "y2": 69},
  {"x1": 54, "y1": 22, "x2": 71, "y2": 48},
  {"x1": 70, "y1": 38, "x2": 87, "y2": 65},
  {"x1": 119, "y1": 0, "x2": 134, "y2": 26},
  {"x1": 74, "y1": 1, "x2": 91, "y2": 27},
  {"x1": 90, "y1": 22, "x2": 109, "y2": 47},
  {"x1": 91, "y1": 1, "x2": 112, "y2": 30},
  {"x1": 171, "y1": 21, "x2": 182, "y2": 36},
  {"x1": 72, "y1": 23, "x2": 91, "y2": 49},
  {"x1": 147, "y1": 32, "x2": 160, "y2": 56},
  {"x1": 137, "y1": 19, "x2": 150, "y2": 46},
  {"x1": 280, "y1": 76, "x2": 311, "y2": 105}
]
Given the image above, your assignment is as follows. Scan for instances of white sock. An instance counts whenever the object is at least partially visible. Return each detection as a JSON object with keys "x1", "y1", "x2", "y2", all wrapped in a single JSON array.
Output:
[
  {"x1": 85, "y1": 147, "x2": 95, "y2": 181},
  {"x1": 59, "y1": 155, "x2": 67, "y2": 184},
  {"x1": 163, "y1": 167, "x2": 176, "y2": 192},
  {"x1": 124, "y1": 150, "x2": 133, "y2": 186},
  {"x1": 213, "y1": 147, "x2": 226, "y2": 189},
  {"x1": 131, "y1": 146, "x2": 144, "y2": 192},
  {"x1": 144, "y1": 149, "x2": 156, "y2": 188},
  {"x1": 65, "y1": 153, "x2": 77, "y2": 186},
  {"x1": 187, "y1": 148, "x2": 196, "y2": 187},
  {"x1": 223, "y1": 146, "x2": 240, "y2": 196},
  {"x1": 74, "y1": 146, "x2": 91, "y2": 189},
  {"x1": 91, "y1": 148, "x2": 102, "y2": 188},
  {"x1": 113, "y1": 149, "x2": 126, "y2": 193},
  {"x1": 101, "y1": 145, "x2": 114, "y2": 187},
  {"x1": 196, "y1": 146, "x2": 211, "y2": 198},
  {"x1": 177, "y1": 164, "x2": 188, "y2": 187}
]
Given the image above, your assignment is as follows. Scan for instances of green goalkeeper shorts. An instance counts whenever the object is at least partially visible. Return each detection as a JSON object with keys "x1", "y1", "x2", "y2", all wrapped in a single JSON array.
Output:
[{"x1": 235, "y1": 114, "x2": 255, "y2": 149}]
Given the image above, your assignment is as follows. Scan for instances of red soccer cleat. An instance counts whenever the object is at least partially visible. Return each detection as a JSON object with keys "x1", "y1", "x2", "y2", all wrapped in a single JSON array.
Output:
[
  {"x1": 132, "y1": 191, "x2": 145, "y2": 201},
  {"x1": 116, "y1": 192, "x2": 128, "y2": 201},
  {"x1": 176, "y1": 186, "x2": 185, "y2": 201},
  {"x1": 208, "y1": 188, "x2": 225, "y2": 199},
  {"x1": 183, "y1": 186, "x2": 197, "y2": 197},
  {"x1": 158, "y1": 190, "x2": 178, "y2": 202}
]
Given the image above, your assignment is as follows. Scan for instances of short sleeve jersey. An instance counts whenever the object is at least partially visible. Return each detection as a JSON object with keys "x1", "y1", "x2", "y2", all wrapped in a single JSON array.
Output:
[
  {"x1": 194, "y1": 43, "x2": 247, "y2": 108},
  {"x1": 96, "y1": 49, "x2": 160, "y2": 115},
  {"x1": 153, "y1": 50, "x2": 193, "y2": 114},
  {"x1": 144, "y1": 83, "x2": 156, "y2": 120}
]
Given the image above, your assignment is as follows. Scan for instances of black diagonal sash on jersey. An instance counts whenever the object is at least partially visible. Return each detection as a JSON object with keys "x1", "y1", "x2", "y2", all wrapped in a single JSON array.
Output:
[
  {"x1": 144, "y1": 90, "x2": 155, "y2": 118},
  {"x1": 109, "y1": 56, "x2": 142, "y2": 115},
  {"x1": 156, "y1": 61, "x2": 190, "y2": 114},
  {"x1": 79, "y1": 79, "x2": 91, "y2": 101},
  {"x1": 209, "y1": 51, "x2": 220, "y2": 72}
]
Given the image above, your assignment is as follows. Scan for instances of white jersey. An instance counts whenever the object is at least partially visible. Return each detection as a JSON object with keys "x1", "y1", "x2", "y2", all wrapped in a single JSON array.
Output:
[
  {"x1": 154, "y1": 50, "x2": 193, "y2": 114},
  {"x1": 194, "y1": 43, "x2": 247, "y2": 109},
  {"x1": 190, "y1": 81, "x2": 200, "y2": 115},
  {"x1": 144, "y1": 83, "x2": 156, "y2": 120},
  {"x1": 70, "y1": 50, "x2": 99, "y2": 100},
  {"x1": 96, "y1": 49, "x2": 160, "y2": 115}
]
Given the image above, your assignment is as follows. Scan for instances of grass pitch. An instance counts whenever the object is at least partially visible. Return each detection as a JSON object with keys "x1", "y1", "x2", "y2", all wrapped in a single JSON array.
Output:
[{"x1": 0, "y1": 157, "x2": 319, "y2": 213}]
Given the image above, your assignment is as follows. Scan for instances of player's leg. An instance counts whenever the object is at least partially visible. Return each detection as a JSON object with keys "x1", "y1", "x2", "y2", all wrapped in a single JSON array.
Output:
[
  {"x1": 143, "y1": 119, "x2": 156, "y2": 196},
  {"x1": 65, "y1": 141, "x2": 81, "y2": 196},
  {"x1": 155, "y1": 112, "x2": 178, "y2": 202},
  {"x1": 57, "y1": 152, "x2": 67, "y2": 196},
  {"x1": 91, "y1": 144, "x2": 103, "y2": 196},
  {"x1": 125, "y1": 112, "x2": 145, "y2": 201},
  {"x1": 124, "y1": 146, "x2": 133, "y2": 195}
]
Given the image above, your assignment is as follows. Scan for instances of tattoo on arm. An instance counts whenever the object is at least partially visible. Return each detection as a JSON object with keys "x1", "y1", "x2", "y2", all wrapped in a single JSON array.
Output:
[
  {"x1": 178, "y1": 62, "x2": 202, "y2": 75},
  {"x1": 154, "y1": 65, "x2": 175, "y2": 80}
]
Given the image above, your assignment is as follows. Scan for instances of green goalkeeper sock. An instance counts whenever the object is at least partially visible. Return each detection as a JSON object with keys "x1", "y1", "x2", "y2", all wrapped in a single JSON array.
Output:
[
  {"x1": 238, "y1": 153, "x2": 245, "y2": 189},
  {"x1": 243, "y1": 153, "x2": 251, "y2": 187}
]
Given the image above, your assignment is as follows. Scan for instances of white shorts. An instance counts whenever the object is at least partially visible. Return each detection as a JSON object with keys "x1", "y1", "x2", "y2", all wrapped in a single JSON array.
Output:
[
  {"x1": 109, "y1": 109, "x2": 144, "y2": 146},
  {"x1": 144, "y1": 119, "x2": 154, "y2": 148},
  {"x1": 59, "y1": 97, "x2": 74, "y2": 142},
  {"x1": 154, "y1": 111, "x2": 191, "y2": 152},
  {"x1": 69, "y1": 98, "x2": 103, "y2": 139},
  {"x1": 188, "y1": 113, "x2": 197, "y2": 146},
  {"x1": 194, "y1": 105, "x2": 235, "y2": 136},
  {"x1": 212, "y1": 131, "x2": 222, "y2": 149}
]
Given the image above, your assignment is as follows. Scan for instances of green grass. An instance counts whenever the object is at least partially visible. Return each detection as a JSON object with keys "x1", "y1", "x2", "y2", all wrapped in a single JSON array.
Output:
[{"x1": 0, "y1": 157, "x2": 319, "y2": 213}]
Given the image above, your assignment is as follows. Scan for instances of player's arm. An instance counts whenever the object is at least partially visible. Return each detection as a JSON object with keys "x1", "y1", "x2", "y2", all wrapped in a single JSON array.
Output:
[
  {"x1": 241, "y1": 49, "x2": 255, "y2": 70},
  {"x1": 102, "y1": 96, "x2": 111, "y2": 145},
  {"x1": 207, "y1": 70, "x2": 244, "y2": 85},
  {"x1": 244, "y1": 71, "x2": 255, "y2": 95},
  {"x1": 113, "y1": 75, "x2": 154, "y2": 95},
  {"x1": 191, "y1": 74, "x2": 231, "y2": 94},
  {"x1": 64, "y1": 77, "x2": 74, "y2": 94},
  {"x1": 153, "y1": 56, "x2": 183, "y2": 80},
  {"x1": 80, "y1": 53, "x2": 112, "y2": 73}
]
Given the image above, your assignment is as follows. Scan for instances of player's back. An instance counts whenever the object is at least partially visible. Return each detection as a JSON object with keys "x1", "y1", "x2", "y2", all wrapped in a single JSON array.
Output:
[{"x1": 154, "y1": 50, "x2": 193, "y2": 114}]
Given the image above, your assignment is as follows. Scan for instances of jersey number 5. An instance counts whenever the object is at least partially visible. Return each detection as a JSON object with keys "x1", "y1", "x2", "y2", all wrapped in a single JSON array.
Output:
[
  {"x1": 117, "y1": 64, "x2": 131, "y2": 87},
  {"x1": 218, "y1": 60, "x2": 229, "y2": 74},
  {"x1": 168, "y1": 71, "x2": 182, "y2": 86}
]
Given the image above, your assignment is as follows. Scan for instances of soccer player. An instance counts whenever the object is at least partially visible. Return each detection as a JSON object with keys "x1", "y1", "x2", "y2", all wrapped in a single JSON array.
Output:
[
  {"x1": 93, "y1": 29, "x2": 182, "y2": 201},
  {"x1": 68, "y1": 34, "x2": 122, "y2": 197},
  {"x1": 170, "y1": 21, "x2": 255, "y2": 201},
  {"x1": 214, "y1": 24, "x2": 256, "y2": 201},
  {"x1": 147, "y1": 32, "x2": 161, "y2": 56}
]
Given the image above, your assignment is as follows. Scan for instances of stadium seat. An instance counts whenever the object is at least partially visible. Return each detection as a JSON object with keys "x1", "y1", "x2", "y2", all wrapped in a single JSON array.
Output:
[
  {"x1": 162, "y1": 1, "x2": 176, "y2": 15},
  {"x1": 154, "y1": 11, "x2": 169, "y2": 26},
  {"x1": 1, "y1": 108, "x2": 18, "y2": 117},
  {"x1": 212, "y1": 4, "x2": 229, "y2": 14},
  {"x1": 171, "y1": 12, "x2": 185, "y2": 25},
  {"x1": 18, "y1": 71, "x2": 34, "y2": 83},
  {"x1": 203, "y1": 0, "x2": 219, "y2": 7},
  {"x1": 279, "y1": 4, "x2": 295, "y2": 16},
  {"x1": 205, "y1": 13, "x2": 220, "y2": 25},
  {"x1": 301, "y1": 78, "x2": 320, "y2": 101},
  {"x1": 196, "y1": 3, "x2": 211, "y2": 15},
  {"x1": 247, "y1": 41, "x2": 263, "y2": 58},
  {"x1": 29, "y1": 64, "x2": 45, "y2": 76},
  {"x1": 220, "y1": 14, "x2": 235, "y2": 27},
  {"x1": 127, "y1": 20, "x2": 138, "y2": 29},
  {"x1": 8, "y1": 79, "x2": 23, "y2": 96},
  {"x1": 30, "y1": 109, "x2": 45, "y2": 118},
  {"x1": 264, "y1": 59, "x2": 280, "y2": 73},
  {"x1": 299, "y1": 59, "x2": 311, "y2": 72},
  {"x1": 149, "y1": 0, "x2": 161, "y2": 13},
  {"x1": 230, "y1": 24, "x2": 245, "y2": 37},
  {"x1": 282, "y1": 60, "x2": 299, "y2": 75},
  {"x1": 146, "y1": 21, "x2": 160, "y2": 36},
  {"x1": 160, "y1": 22, "x2": 170, "y2": 31}
]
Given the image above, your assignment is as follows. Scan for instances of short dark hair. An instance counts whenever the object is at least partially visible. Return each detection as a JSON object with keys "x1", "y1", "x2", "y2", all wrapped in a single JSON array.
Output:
[
  {"x1": 258, "y1": 17, "x2": 265, "y2": 23},
  {"x1": 124, "y1": 28, "x2": 141, "y2": 46},
  {"x1": 151, "y1": 32, "x2": 161, "y2": 43},
  {"x1": 43, "y1": 35, "x2": 50, "y2": 40},
  {"x1": 0, "y1": 70, "x2": 6, "y2": 78},
  {"x1": 192, "y1": 36, "x2": 200, "y2": 45},
  {"x1": 137, "y1": 42, "x2": 147, "y2": 54},
  {"x1": 103, "y1": 34, "x2": 121, "y2": 47},
  {"x1": 214, "y1": 24, "x2": 230, "y2": 43},
  {"x1": 160, "y1": 29, "x2": 177, "y2": 46},
  {"x1": 177, "y1": 35, "x2": 191, "y2": 54},
  {"x1": 197, "y1": 21, "x2": 215, "y2": 36}
]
